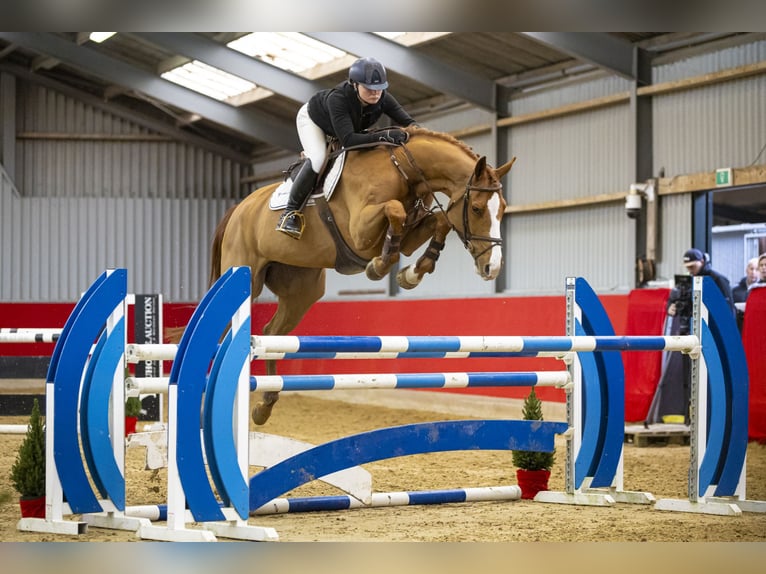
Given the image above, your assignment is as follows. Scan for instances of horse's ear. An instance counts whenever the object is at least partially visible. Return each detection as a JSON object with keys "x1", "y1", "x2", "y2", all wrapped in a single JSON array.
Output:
[
  {"x1": 474, "y1": 156, "x2": 487, "y2": 178},
  {"x1": 495, "y1": 156, "x2": 517, "y2": 179}
]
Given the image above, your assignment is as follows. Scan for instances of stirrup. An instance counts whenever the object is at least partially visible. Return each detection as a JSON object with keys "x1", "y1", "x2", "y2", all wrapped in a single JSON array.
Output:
[{"x1": 276, "y1": 210, "x2": 306, "y2": 239}]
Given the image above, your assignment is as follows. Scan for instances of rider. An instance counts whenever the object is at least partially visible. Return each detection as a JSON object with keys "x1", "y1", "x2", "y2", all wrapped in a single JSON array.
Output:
[{"x1": 276, "y1": 56, "x2": 418, "y2": 239}]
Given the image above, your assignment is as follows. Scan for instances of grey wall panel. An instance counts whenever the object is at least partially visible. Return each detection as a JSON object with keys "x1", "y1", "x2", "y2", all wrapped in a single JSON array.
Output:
[
  {"x1": 653, "y1": 41, "x2": 766, "y2": 176},
  {"x1": 653, "y1": 75, "x2": 766, "y2": 176},
  {"x1": 655, "y1": 193, "x2": 692, "y2": 283},
  {"x1": 424, "y1": 107, "x2": 495, "y2": 135},
  {"x1": 511, "y1": 75, "x2": 632, "y2": 116},
  {"x1": 654, "y1": 40, "x2": 766, "y2": 84},
  {"x1": 507, "y1": 106, "x2": 631, "y2": 206},
  {"x1": 505, "y1": 204, "x2": 634, "y2": 295},
  {"x1": 1, "y1": 188, "x2": 233, "y2": 301},
  {"x1": 15, "y1": 83, "x2": 246, "y2": 201}
]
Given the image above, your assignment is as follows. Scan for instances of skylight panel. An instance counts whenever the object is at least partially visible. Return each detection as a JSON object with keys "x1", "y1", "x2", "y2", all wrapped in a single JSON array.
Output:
[
  {"x1": 228, "y1": 32, "x2": 346, "y2": 73},
  {"x1": 161, "y1": 60, "x2": 256, "y2": 101}
]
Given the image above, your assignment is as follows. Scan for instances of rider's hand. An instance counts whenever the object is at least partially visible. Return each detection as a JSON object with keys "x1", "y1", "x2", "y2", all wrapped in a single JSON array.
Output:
[
  {"x1": 378, "y1": 128, "x2": 409, "y2": 144},
  {"x1": 667, "y1": 303, "x2": 677, "y2": 317}
]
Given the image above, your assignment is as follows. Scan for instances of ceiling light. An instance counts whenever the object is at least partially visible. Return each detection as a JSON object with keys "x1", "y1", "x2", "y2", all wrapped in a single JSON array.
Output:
[{"x1": 89, "y1": 32, "x2": 116, "y2": 43}]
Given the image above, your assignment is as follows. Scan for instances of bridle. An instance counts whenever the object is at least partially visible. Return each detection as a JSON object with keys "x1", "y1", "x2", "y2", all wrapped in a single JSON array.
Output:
[
  {"x1": 452, "y1": 174, "x2": 504, "y2": 259},
  {"x1": 390, "y1": 144, "x2": 504, "y2": 261}
]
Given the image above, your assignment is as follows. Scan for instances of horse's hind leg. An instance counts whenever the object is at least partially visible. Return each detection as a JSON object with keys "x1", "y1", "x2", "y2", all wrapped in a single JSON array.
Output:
[{"x1": 251, "y1": 264, "x2": 326, "y2": 425}]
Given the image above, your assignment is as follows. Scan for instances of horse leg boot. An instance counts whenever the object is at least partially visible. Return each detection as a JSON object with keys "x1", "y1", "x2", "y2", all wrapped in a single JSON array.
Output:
[{"x1": 276, "y1": 160, "x2": 318, "y2": 239}]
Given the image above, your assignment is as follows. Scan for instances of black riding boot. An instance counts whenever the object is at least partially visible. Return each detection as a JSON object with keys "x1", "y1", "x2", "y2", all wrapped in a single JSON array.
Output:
[{"x1": 276, "y1": 161, "x2": 318, "y2": 239}]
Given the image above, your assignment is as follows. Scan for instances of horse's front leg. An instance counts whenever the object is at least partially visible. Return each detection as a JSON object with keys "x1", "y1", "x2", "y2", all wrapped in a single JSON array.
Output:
[
  {"x1": 364, "y1": 200, "x2": 407, "y2": 281},
  {"x1": 252, "y1": 360, "x2": 280, "y2": 425},
  {"x1": 397, "y1": 212, "x2": 451, "y2": 290}
]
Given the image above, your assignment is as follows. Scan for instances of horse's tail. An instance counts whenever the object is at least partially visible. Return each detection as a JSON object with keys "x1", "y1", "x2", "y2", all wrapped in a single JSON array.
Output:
[{"x1": 209, "y1": 203, "x2": 238, "y2": 288}]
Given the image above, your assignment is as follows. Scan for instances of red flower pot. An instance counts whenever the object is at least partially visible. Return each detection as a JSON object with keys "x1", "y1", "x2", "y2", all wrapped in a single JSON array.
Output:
[
  {"x1": 516, "y1": 469, "x2": 551, "y2": 500},
  {"x1": 125, "y1": 416, "x2": 138, "y2": 436},
  {"x1": 19, "y1": 496, "x2": 46, "y2": 518}
]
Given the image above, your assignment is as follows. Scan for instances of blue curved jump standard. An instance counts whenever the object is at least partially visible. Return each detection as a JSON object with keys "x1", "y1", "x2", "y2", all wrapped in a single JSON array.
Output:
[
  {"x1": 203, "y1": 315, "x2": 251, "y2": 519},
  {"x1": 249, "y1": 419, "x2": 569, "y2": 512},
  {"x1": 203, "y1": 329, "x2": 233, "y2": 508},
  {"x1": 51, "y1": 268, "x2": 127, "y2": 514},
  {"x1": 698, "y1": 321, "x2": 727, "y2": 495},
  {"x1": 79, "y1": 316, "x2": 127, "y2": 510},
  {"x1": 573, "y1": 277, "x2": 623, "y2": 489},
  {"x1": 699, "y1": 276, "x2": 748, "y2": 497},
  {"x1": 573, "y1": 321, "x2": 603, "y2": 487},
  {"x1": 173, "y1": 266, "x2": 251, "y2": 523}
]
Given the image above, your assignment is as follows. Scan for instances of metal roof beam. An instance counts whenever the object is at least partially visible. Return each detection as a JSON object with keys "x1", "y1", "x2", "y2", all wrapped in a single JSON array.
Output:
[
  {"x1": 304, "y1": 32, "x2": 497, "y2": 111},
  {"x1": 131, "y1": 32, "x2": 323, "y2": 103},
  {"x1": 0, "y1": 32, "x2": 300, "y2": 152},
  {"x1": 520, "y1": 33, "x2": 640, "y2": 81}
]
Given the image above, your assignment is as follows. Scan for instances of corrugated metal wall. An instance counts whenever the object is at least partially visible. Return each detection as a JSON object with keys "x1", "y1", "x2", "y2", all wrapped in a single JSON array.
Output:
[
  {"x1": 0, "y1": 188, "x2": 232, "y2": 301},
  {"x1": 503, "y1": 78, "x2": 636, "y2": 294},
  {"x1": 15, "y1": 84, "x2": 245, "y2": 200}
]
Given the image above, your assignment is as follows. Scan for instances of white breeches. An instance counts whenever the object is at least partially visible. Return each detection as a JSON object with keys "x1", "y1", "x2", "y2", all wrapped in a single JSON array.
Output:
[{"x1": 296, "y1": 103, "x2": 327, "y2": 173}]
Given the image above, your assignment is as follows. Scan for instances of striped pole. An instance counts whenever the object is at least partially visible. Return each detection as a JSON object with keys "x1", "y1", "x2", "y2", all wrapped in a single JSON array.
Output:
[
  {"x1": 126, "y1": 485, "x2": 522, "y2": 520},
  {"x1": 0, "y1": 329, "x2": 61, "y2": 343},
  {"x1": 126, "y1": 371, "x2": 571, "y2": 395},
  {"x1": 252, "y1": 334, "x2": 699, "y2": 355}
]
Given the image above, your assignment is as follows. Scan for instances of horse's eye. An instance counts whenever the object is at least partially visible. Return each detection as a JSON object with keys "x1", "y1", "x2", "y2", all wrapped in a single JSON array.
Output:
[{"x1": 472, "y1": 205, "x2": 483, "y2": 216}]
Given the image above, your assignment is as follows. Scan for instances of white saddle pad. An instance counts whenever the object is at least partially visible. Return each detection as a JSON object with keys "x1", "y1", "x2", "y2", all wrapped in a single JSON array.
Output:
[{"x1": 269, "y1": 152, "x2": 346, "y2": 210}]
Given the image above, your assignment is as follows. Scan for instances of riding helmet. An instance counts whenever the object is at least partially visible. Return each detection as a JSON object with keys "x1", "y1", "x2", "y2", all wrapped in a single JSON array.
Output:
[{"x1": 348, "y1": 57, "x2": 389, "y2": 90}]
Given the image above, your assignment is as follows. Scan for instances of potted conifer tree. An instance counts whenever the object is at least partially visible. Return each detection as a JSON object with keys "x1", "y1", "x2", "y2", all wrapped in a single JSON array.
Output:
[
  {"x1": 512, "y1": 387, "x2": 555, "y2": 499},
  {"x1": 125, "y1": 395, "x2": 142, "y2": 436},
  {"x1": 10, "y1": 398, "x2": 46, "y2": 518}
]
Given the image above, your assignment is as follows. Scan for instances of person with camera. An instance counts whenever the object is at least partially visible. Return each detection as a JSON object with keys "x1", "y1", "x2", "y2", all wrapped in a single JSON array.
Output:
[
  {"x1": 276, "y1": 56, "x2": 417, "y2": 239},
  {"x1": 657, "y1": 249, "x2": 734, "y2": 425},
  {"x1": 667, "y1": 248, "x2": 735, "y2": 325}
]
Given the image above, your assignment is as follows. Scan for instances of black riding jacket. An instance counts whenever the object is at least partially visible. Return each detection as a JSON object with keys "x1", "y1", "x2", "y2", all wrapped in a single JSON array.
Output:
[{"x1": 307, "y1": 81, "x2": 415, "y2": 148}]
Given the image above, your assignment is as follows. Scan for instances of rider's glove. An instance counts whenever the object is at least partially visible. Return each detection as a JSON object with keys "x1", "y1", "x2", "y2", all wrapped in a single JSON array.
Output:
[{"x1": 378, "y1": 128, "x2": 409, "y2": 145}]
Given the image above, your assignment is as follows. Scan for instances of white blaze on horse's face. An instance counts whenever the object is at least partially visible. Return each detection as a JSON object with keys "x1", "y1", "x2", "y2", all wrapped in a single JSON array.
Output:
[
  {"x1": 483, "y1": 192, "x2": 503, "y2": 279},
  {"x1": 476, "y1": 193, "x2": 503, "y2": 281}
]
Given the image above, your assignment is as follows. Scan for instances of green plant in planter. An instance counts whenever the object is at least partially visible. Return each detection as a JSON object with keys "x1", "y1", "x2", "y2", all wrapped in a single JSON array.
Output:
[
  {"x1": 512, "y1": 387, "x2": 555, "y2": 471},
  {"x1": 10, "y1": 398, "x2": 46, "y2": 499},
  {"x1": 125, "y1": 396, "x2": 143, "y2": 418}
]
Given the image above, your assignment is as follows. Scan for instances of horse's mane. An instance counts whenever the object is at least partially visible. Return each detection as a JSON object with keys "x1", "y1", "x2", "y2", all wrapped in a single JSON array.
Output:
[{"x1": 404, "y1": 126, "x2": 479, "y2": 160}]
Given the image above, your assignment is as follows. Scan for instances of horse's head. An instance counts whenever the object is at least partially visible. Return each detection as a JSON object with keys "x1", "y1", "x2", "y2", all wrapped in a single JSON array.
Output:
[{"x1": 447, "y1": 155, "x2": 514, "y2": 281}]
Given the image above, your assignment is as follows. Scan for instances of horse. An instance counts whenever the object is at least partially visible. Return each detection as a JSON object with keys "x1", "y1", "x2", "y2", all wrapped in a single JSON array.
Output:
[{"x1": 209, "y1": 126, "x2": 516, "y2": 424}]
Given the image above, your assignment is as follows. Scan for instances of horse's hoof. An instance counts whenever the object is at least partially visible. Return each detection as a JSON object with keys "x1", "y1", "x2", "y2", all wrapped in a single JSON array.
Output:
[
  {"x1": 365, "y1": 259, "x2": 386, "y2": 281},
  {"x1": 396, "y1": 266, "x2": 421, "y2": 290},
  {"x1": 252, "y1": 402, "x2": 274, "y2": 425}
]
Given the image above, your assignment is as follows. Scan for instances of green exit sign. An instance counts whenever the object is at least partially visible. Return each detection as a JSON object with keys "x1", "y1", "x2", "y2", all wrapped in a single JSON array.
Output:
[{"x1": 715, "y1": 168, "x2": 733, "y2": 187}]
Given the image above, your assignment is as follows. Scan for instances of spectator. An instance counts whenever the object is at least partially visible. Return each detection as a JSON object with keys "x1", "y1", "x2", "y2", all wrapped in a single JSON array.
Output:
[
  {"x1": 733, "y1": 256, "x2": 760, "y2": 331},
  {"x1": 748, "y1": 253, "x2": 766, "y2": 292},
  {"x1": 662, "y1": 248, "x2": 734, "y2": 424},
  {"x1": 668, "y1": 248, "x2": 735, "y2": 320}
]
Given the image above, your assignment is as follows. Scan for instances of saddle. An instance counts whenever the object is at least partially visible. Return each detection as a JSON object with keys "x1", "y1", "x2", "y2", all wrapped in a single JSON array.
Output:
[{"x1": 269, "y1": 140, "x2": 370, "y2": 274}]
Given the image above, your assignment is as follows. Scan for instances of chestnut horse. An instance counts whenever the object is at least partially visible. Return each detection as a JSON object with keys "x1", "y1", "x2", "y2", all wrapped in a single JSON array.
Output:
[{"x1": 209, "y1": 126, "x2": 516, "y2": 424}]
